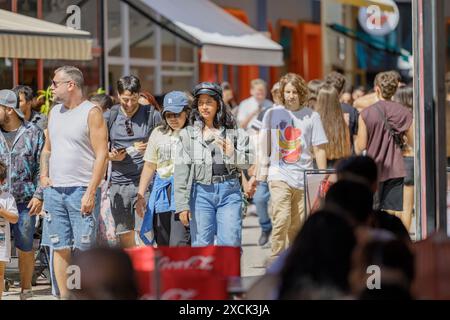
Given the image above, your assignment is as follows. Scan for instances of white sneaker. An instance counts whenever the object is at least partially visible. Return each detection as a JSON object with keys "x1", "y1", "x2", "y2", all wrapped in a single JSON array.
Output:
[{"x1": 20, "y1": 289, "x2": 33, "y2": 300}]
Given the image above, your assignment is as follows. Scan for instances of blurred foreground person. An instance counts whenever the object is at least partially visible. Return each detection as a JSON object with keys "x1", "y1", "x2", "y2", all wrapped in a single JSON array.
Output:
[
  {"x1": 70, "y1": 247, "x2": 138, "y2": 300},
  {"x1": 350, "y1": 239, "x2": 415, "y2": 300}
]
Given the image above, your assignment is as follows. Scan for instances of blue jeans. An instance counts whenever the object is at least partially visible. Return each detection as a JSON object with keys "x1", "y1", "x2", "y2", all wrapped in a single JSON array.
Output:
[
  {"x1": 190, "y1": 178, "x2": 242, "y2": 247},
  {"x1": 11, "y1": 203, "x2": 36, "y2": 252},
  {"x1": 41, "y1": 186, "x2": 100, "y2": 251},
  {"x1": 253, "y1": 182, "x2": 272, "y2": 233}
]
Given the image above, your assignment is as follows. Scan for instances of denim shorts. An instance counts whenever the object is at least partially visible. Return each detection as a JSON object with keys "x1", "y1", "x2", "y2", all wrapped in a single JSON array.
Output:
[
  {"x1": 11, "y1": 203, "x2": 36, "y2": 252},
  {"x1": 41, "y1": 186, "x2": 101, "y2": 251}
]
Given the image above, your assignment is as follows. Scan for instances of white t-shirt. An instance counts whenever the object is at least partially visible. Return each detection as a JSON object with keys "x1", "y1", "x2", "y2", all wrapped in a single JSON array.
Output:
[
  {"x1": 261, "y1": 105, "x2": 328, "y2": 189},
  {"x1": 237, "y1": 96, "x2": 272, "y2": 129},
  {"x1": 144, "y1": 126, "x2": 180, "y2": 179},
  {"x1": 0, "y1": 191, "x2": 18, "y2": 262}
]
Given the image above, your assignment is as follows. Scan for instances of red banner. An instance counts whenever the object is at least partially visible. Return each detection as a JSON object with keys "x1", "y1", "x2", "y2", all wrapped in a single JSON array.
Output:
[{"x1": 126, "y1": 246, "x2": 241, "y2": 299}]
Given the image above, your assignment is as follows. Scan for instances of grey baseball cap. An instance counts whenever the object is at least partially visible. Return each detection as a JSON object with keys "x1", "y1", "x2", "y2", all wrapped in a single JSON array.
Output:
[{"x1": 0, "y1": 89, "x2": 24, "y2": 119}]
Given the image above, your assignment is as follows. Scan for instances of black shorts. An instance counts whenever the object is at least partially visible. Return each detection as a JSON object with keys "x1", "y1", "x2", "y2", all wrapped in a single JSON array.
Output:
[
  {"x1": 375, "y1": 178, "x2": 404, "y2": 212},
  {"x1": 403, "y1": 157, "x2": 414, "y2": 186}
]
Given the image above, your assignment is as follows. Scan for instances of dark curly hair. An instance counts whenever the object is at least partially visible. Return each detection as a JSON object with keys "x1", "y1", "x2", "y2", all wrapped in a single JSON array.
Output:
[
  {"x1": 189, "y1": 93, "x2": 236, "y2": 129},
  {"x1": 374, "y1": 71, "x2": 399, "y2": 100}
]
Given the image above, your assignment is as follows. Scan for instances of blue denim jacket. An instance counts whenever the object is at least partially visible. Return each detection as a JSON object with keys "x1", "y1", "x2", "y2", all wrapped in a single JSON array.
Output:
[{"x1": 140, "y1": 173, "x2": 175, "y2": 245}]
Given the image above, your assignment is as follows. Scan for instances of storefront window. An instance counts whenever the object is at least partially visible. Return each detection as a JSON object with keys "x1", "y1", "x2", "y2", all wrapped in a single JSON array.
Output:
[
  {"x1": 108, "y1": 0, "x2": 122, "y2": 57},
  {"x1": 130, "y1": 7, "x2": 155, "y2": 59},
  {"x1": 40, "y1": 0, "x2": 101, "y2": 94},
  {"x1": 162, "y1": 75, "x2": 194, "y2": 93},
  {"x1": 0, "y1": 0, "x2": 11, "y2": 10},
  {"x1": 0, "y1": 58, "x2": 13, "y2": 89},
  {"x1": 106, "y1": 0, "x2": 196, "y2": 95},
  {"x1": 162, "y1": 24, "x2": 177, "y2": 62},
  {"x1": 179, "y1": 38, "x2": 194, "y2": 63},
  {"x1": 17, "y1": 0, "x2": 37, "y2": 17},
  {"x1": 18, "y1": 59, "x2": 38, "y2": 90}
]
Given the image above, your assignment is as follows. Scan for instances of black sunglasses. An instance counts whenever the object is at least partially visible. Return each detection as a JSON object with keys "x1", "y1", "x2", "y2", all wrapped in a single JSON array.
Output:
[{"x1": 125, "y1": 119, "x2": 134, "y2": 136}]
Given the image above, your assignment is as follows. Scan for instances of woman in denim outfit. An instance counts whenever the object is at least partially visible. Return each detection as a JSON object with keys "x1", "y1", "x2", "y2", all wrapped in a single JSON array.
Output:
[{"x1": 174, "y1": 83, "x2": 253, "y2": 247}]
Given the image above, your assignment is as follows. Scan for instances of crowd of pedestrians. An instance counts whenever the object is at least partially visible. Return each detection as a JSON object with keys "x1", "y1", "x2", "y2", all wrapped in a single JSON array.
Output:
[{"x1": 0, "y1": 64, "x2": 420, "y2": 300}]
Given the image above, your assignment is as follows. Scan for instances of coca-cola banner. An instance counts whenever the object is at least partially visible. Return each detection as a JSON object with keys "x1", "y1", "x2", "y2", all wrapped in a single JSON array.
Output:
[
  {"x1": 126, "y1": 246, "x2": 241, "y2": 299},
  {"x1": 160, "y1": 271, "x2": 228, "y2": 300}
]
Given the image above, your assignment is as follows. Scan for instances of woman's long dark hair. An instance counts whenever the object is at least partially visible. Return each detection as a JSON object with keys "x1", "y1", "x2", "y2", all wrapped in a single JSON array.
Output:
[
  {"x1": 278, "y1": 210, "x2": 356, "y2": 299},
  {"x1": 189, "y1": 94, "x2": 236, "y2": 130}
]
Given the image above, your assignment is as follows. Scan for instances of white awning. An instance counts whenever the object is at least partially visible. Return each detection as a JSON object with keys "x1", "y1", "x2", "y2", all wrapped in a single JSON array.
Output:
[
  {"x1": 0, "y1": 9, "x2": 92, "y2": 60},
  {"x1": 137, "y1": 0, "x2": 284, "y2": 66}
]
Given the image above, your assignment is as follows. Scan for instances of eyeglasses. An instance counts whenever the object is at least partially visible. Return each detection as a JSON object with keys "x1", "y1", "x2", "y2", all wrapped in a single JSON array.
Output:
[
  {"x1": 125, "y1": 119, "x2": 134, "y2": 136},
  {"x1": 165, "y1": 113, "x2": 183, "y2": 119},
  {"x1": 51, "y1": 80, "x2": 71, "y2": 88}
]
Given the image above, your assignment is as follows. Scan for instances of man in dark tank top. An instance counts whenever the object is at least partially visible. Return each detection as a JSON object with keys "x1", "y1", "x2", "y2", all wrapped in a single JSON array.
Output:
[{"x1": 355, "y1": 71, "x2": 413, "y2": 218}]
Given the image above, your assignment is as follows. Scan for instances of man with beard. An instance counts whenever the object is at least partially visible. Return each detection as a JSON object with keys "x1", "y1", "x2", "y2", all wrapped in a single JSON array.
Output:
[{"x1": 0, "y1": 89, "x2": 44, "y2": 299}]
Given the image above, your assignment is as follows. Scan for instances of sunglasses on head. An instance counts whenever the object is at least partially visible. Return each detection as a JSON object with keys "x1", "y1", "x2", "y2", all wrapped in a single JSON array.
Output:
[{"x1": 125, "y1": 119, "x2": 134, "y2": 136}]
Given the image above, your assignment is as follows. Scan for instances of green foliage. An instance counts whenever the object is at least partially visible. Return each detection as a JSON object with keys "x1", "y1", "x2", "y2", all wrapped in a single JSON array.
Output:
[{"x1": 37, "y1": 86, "x2": 53, "y2": 116}]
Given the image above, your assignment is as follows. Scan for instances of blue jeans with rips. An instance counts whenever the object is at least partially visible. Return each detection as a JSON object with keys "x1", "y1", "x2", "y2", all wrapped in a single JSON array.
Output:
[{"x1": 41, "y1": 186, "x2": 100, "y2": 251}]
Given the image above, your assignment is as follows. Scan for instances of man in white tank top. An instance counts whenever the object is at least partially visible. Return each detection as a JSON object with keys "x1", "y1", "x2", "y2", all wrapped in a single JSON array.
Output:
[{"x1": 40, "y1": 66, "x2": 108, "y2": 299}]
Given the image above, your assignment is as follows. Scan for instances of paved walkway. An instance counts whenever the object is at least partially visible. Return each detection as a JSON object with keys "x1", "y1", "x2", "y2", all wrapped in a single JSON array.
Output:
[{"x1": 3, "y1": 213, "x2": 269, "y2": 300}]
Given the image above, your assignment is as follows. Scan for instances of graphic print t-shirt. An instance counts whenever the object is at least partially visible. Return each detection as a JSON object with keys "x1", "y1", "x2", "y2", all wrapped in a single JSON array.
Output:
[
  {"x1": 261, "y1": 105, "x2": 328, "y2": 189},
  {"x1": 0, "y1": 191, "x2": 18, "y2": 262}
]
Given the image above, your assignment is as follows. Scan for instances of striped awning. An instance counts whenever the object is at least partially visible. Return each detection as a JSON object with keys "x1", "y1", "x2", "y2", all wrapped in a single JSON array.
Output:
[
  {"x1": 334, "y1": 0, "x2": 396, "y2": 12},
  {"x1": 0, "y1": 9, "x2": 92, "y2": 60}
]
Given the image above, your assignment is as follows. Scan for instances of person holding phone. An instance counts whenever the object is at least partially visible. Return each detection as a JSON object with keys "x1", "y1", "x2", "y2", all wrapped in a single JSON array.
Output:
[
  {"x1": 104, "y1": 76, "x2": 162, "y2": 248},
  {"x1": 174, "y1": 82, "x2": 254, "y2": 247}
]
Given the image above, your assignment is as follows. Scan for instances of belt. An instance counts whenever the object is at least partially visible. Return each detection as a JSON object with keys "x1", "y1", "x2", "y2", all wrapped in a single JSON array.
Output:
[{"x1": 211, "y1": 172, "x2": 240, "y2": 184}]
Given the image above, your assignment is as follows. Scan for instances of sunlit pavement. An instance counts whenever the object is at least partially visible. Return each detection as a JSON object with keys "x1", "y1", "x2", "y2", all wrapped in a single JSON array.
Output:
[{"x1": 3, "y1": 213, "x2": 269, "y2": 300}]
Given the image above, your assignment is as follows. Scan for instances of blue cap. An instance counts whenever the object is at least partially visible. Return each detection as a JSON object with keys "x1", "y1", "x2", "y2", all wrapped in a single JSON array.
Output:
[{"x1": 163, "y1": 91, "x2": 189, "y2": 115}]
